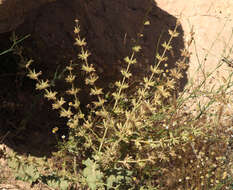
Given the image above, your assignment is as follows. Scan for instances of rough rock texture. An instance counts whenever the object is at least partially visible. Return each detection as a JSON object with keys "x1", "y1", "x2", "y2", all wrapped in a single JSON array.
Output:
[
  {"x1": 13, "y1": 0, "x2": 186, "y2": 101},
  {"x1": 0, "y1": 0, "x2": 55, "y2": 33}
]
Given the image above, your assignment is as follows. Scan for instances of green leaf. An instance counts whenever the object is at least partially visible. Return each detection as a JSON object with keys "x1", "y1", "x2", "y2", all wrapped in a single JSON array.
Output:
[
  {"x1": 42, "y1": 174, "x2": 70, "y2": 190},
  {"x1": 82, "y1": 158, "x2": 103, "y2": 190},
  {"x1": 106, "y1": 175, "x2": 116, "y2": 189},
  {"x1": 105, "y1": 167, "x2": 133, "y2": 189}
]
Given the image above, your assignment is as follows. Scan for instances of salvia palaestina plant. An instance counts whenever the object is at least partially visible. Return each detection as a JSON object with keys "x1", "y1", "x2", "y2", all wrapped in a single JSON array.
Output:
[
  {"x1": 25, "y1": 17, "x2": 188, "y2": 168},
  {"x1": 23, "y1": 14, "x2": 232, "y2": 189}
]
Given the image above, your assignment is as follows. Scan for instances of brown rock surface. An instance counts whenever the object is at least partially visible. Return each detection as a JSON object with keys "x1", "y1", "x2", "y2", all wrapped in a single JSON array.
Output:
[{"x1": 0, "y1": 0, "x2": 55, "y2": 33}]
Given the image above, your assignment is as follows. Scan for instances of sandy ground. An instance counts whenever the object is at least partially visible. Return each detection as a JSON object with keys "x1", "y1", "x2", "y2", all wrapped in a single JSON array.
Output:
[
  {"x1": 156, "y1": 0, "x2": 233, "y2": 85},
  {"x1": 156, "y1": 0, "x2": 233, "y2": 121}
]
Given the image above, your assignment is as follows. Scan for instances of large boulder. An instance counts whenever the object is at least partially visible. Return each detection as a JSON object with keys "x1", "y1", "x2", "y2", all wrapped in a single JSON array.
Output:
[{"x1": 0, "y1": 0, "x2": 55, "y2": 33}]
